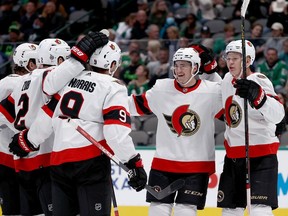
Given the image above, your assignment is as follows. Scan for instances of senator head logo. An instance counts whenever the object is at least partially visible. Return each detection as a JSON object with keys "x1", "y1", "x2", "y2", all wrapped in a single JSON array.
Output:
[
  {"x1": 225, "y1": 96, "x2": 242, "y2": 128},
  {"x1": 163, "y1": 105, "x2": 200, "y2": 136}
]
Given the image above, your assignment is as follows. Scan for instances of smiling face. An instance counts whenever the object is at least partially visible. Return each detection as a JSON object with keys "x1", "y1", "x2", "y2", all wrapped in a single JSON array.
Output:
[{"x1": 173, "y1": 60, "x2": 196, "y2": 86}]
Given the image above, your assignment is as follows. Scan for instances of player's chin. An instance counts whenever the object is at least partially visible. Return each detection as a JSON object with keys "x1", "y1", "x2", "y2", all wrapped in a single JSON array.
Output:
[
  {"x1": 230, "y1": 70, "x2": 240, "y2": 78},
  {"x1": 176, "y1": 75, "x2": 186, "y2": 82},
  {"x1": 176, "y1": 78, "x2": 185, "y2": 85}
]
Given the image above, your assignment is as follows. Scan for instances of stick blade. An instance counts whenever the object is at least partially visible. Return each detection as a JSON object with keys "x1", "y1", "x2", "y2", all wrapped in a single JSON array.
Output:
[
  {"x1": 241, "y1": 0, "x2": 250, "y2": 17},
  {"x1": 146, "y1": 179, "x2": 185, "y2": 200},
  {"x1": 169, "y1": 178, "x2": 185, "y2": 192}
]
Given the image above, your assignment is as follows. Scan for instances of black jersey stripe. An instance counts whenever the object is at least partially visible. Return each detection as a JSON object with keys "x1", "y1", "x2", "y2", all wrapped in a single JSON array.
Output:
[
  {"x1": 103, "y1": 106, "x2": 131, "y2": 127},
  {"x1": 42, "y1": 94, "x2": 60, "y2": 117},
  {"x1": 133, "y1": 94, "x2": 152, "y2": 115},
  {"x1": 0, "y1": 95, "x2": 15, "y2": 123}
]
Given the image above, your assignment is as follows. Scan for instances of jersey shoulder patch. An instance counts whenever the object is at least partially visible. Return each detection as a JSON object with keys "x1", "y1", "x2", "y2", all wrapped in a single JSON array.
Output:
[
  {"x1": 112, "y1": 79, "x2": 125, "y2": 86},
  {"x1": 256, "y1": 74, "x2": 267, "y2": 79},
  {"x1": 7, "y1": 74, "x2": 20, "y2": 78}
]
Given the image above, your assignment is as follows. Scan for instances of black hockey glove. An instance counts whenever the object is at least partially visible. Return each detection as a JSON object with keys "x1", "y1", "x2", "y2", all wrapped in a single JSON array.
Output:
[
  {"x1": 9, "y1": 129, "x2": 39, "y2": 157},
  {"x1": 125, "y1": 154, "x2": 147, "y2": 192},
  {"x1": 234, "y1": 79, "x2": 267, "y2": 109},
  {"x1": 71, "y1": 31, "x2": 108, "y2": 63},
  {"x1": 190, "y1": 44, "x2": 218, "y2": 74},
  {"x1": 276, "y1": 116, "x2": 286, "y2": 137}
]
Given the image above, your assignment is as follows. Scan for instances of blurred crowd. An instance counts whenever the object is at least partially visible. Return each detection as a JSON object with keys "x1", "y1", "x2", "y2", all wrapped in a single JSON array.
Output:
[{"x1": 0, "y1": 0, "x2": 288, "y2": 109}]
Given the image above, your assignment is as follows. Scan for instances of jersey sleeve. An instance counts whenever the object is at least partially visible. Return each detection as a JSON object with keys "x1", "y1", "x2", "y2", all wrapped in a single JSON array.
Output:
[
  {"x1": 253, "y1": 74, "x2": 285, "y2": 124},
  {"x1": 103, "y1": 82, "x2": 137, "y2": 162},
  {"x1": 0, "y1": 75, "x2": 20, "y2": 100},
  {"x1": 128, "y1": 80, "x2": 161, "y2": 117},
  {"x1": 199, "y1": 72, "x2": 222, "y2": 82},
  {"x1": 42, "y1": 58, "x2": 85, "y2": 96},
  {"x1": 213, "y1": 82, "x2": 224, "y2": 119},
  {"x1": 128, "y1": 92, "x2": 153, "y2": 116},
  {"x1": 0, "y1": 94, "x2": 19, "y2": 132},
  {"x1": 27, "y1": 94, "x2": 60, "y2": 147},
  {"x1": 0, "y1": 95, "x2": 15, "y2": 124}
]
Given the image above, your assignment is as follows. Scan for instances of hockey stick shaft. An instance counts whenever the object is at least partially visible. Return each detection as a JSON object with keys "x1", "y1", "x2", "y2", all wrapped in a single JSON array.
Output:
[
  {"x1": 110, "y1": 177, "x2": 120, "y2": 216},
  {"x1": 241, "y1": 0, "x2": 251, "y2": 214},
  {"x1": 67, "y1": 118, "x2": 185, "y2": 200}
]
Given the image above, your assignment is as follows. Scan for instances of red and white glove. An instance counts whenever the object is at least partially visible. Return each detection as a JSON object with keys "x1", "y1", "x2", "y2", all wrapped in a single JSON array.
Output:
[
  {"x1": 125, "y1": 154, "x2": 147, "y2": 192},
  {"x1": 234, "y1": 79, "x2": 267, "y2": 109},
  {"x1": 71, "y1": 31, "x2": 108, "y2": 63},
  {"x1": 190, "y1": 44, "x2": 218, "y2": 74},
  {"x1": 9, "y1": 129, "x2": 39, "y2": 157}
]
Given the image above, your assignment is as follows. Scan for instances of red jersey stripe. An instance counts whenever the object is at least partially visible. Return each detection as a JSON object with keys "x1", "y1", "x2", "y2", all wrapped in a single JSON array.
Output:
[{"x1": 152, "y1": 157, "x2": 215, "y2": 175}]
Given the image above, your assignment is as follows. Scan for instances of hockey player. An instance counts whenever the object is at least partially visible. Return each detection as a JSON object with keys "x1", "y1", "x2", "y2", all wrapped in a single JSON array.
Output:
[
  {"x1": 1, "y1": 33, "x2": 108, "y2": 215},
  {"x1": 8, "y1": 40, "x2": 147, "y2": 215},
  {"x1": 128, "y1": 47, "x2": 223, "y2": 216},
  {"x1": 0, "y1": 38, "x2": 71, "y2": 216},
  {"x1": 0, "y1": 42, "x2": 38, "y2": 215},
  {"x1": 217, "y1": 40, "x2": 285, "y2": 216}
]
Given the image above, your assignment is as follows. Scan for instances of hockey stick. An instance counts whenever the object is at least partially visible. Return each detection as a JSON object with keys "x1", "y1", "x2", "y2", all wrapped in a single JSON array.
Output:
[
  {"x1": 110, "y1": 177, "x2": 120, "y2": 216},
  {"x1": 241, "y1": 0, "x2": 251, "y2": 214},
  {"x1": 67, "y1": 118, "x2": 185, "y2": 200}
]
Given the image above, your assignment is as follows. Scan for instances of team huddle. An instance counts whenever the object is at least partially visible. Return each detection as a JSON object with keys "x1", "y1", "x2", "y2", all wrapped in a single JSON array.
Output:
[{"x1": 0, "y1": 31, "x2": 284, "y2": 216}]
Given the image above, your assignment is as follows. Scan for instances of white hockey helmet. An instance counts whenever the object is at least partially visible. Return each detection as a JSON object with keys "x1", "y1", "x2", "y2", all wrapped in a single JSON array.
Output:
[
  {"x1": 13, "y1": 43, "x2": 39, "y2": 71},
  {"x1": 173, "y1": 47, "x2": 201, "y2": 68},
  {"x1": 225, "y1": 40, "x2": 255, "y2": 65},
  {"x1": 172, "y1": 48, "x2": 201, "y2": 85},
  {"x1": 38, "y1": 38, "x2": 70, "y2": 66},
  {"x1": 89, "y1": 41, "x2": 121, "y2": 76}
]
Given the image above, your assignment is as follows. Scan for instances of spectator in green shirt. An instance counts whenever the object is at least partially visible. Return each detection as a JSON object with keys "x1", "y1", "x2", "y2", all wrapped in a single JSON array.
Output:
[
  {"x1": 279, "y1": 38, "x2": 288, "y2": 65},
  {"x1": 127, "y1": 65, "x2": 150, "y2": 95},
  {"x1": 257, "y1": 47, "x2": 288, "y2": 92},
  {"x1": 119, "y1": 50, "x2": 142, "y2": 85}
]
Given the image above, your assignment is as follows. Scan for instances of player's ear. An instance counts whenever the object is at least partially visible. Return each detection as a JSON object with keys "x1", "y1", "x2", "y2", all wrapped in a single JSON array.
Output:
[{"x1": 57, "y1": 56, "x2": 65, "y2": 65}]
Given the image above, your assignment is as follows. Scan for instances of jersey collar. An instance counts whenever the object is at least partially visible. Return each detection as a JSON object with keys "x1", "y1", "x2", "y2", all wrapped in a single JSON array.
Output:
[{"x1": 174, "y1": 79, "x2": 201, "y2": 93}]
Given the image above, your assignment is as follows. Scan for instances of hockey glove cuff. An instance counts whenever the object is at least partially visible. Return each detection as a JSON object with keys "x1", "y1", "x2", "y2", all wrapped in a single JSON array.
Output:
[
  {"x1": 125, "y1": 153, "x2": 147, "y2": 192},
  {"x1": 234, "y1": 79, "x2": 267, "y2": 109},
  {"x1": 71, "y1": 31, "x2": 109, "y2": 63},
  {"x1": 276, "y1": 116, "x2": 287, "y2": 136},
  {"x1": 9, "y1": 129, "x2": 39, "y2": 157},
  {"x1": 190, "y1": 44, "x2": 218, "y2": 74}
]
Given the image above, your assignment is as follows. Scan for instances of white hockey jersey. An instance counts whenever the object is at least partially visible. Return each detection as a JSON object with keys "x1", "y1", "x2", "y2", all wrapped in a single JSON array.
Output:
[
  {"x1": 28, "y1": 71, "x2": 137, "y2": 166},
  {"x1": 0, "y1": 74, "x2": 22, "y2": 168},
  {"x1": 129, "y1": 79, "x2": 223, "y2": 174},
  {"x1": 0, "y1": 74, "x2": 22, "y2": 100},
  {"x1": 221, "y1": 72, "x2": 285, "y2": 158},
  {"x1": 0, "y1": 58, "x2": 84, "y2": 171}
]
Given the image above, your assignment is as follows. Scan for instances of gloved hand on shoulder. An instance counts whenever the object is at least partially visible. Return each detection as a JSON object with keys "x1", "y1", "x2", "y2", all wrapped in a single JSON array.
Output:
[
  {"x1": 71, "y1": 31, "x2": 109, "y2": 63},
  {"x1": 125, "y1": 153, "x2": 147, "y2": 192},
  {"x1": 190, "y1": 44, "x2": 218, "y2": 74}
]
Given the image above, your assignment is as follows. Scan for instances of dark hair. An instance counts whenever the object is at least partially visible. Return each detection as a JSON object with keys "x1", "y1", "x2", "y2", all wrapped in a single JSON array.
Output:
[
  {"x1": 137, "y1": 65, "x2": 149, "y2": 78},
  {"x1": 129, "y1": 50, "x2": 140, "y2": 56}
]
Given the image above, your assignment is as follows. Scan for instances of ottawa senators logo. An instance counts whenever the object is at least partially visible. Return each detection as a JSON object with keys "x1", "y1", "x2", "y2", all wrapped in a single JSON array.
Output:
[
  {"x1": 110, "y1": 43, "x2": 115, "y2": 50},
  {"x1": 225, "y1": 96, "x2": 242, "y2": 128},
  {"x1": 217, "y1": 190, "x2": 225, "y2": 203},
  {"x1": 247, "y1": 40, "x2": 253, "y2": 47},
  {"x1": 29, "y1": 44, "x2": 37, "y2": 50},
  {"x1": 55, "y1": 39, "x2": 62, "y2": 44},
  {"x1": 163, "y1": 105, "x2": 200, "y2": 136},
  {"x1": 257, "y1": 74, "x2": 267, "y2": 79}
]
